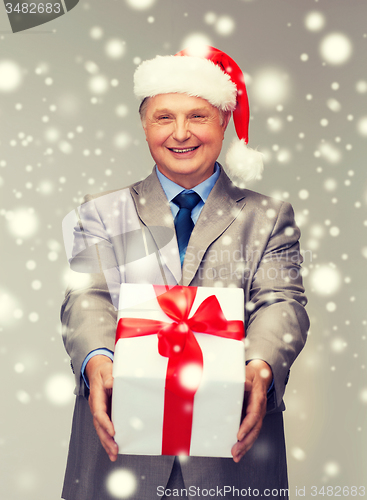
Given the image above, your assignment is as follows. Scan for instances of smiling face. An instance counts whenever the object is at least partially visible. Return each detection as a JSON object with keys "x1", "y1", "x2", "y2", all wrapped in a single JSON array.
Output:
[{"x1": 142, "y1": 93, "x2": 230, "y2": 189}]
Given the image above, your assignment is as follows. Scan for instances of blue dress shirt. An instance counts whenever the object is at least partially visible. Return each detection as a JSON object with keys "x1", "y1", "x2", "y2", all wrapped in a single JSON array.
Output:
[{"x1": 156, "y1": 162, "x2": 220, "y2": 223}]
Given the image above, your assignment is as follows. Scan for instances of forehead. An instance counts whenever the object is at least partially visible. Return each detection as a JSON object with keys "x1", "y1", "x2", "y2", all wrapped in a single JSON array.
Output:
[{"x1": 145, "y1": 93, "x2": 218, "y2": 115}]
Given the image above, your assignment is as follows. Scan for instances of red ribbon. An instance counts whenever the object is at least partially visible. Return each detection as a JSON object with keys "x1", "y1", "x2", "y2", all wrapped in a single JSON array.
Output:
[{"x1": 115, "y1": 285, "x2": 244, "y2": 456}]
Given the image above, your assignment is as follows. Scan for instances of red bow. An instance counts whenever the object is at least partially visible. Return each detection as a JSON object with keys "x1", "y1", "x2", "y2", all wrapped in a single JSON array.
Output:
[{"x1": 115, "y1": 285, "x2": 244, "y2": 455}]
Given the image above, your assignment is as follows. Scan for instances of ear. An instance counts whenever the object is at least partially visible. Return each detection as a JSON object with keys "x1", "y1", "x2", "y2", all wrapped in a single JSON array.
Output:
[
  {"x1": 222, "y1": 111, "x2": 231, "y2": 133},
  {"x1": 141, "y1": 120, "x2": 148, "y2": 141}
]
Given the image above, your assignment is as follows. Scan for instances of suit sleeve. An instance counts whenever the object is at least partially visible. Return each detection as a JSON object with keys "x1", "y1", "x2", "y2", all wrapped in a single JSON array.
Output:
[
  {"x1": 245, "y1": 201, "x2": 309, "y2": 409},
  {"x1": 61, "y1": 194, "x2": 120, "y2": 396}
]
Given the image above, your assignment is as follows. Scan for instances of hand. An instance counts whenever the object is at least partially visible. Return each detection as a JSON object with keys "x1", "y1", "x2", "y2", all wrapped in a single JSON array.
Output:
[
  {"x1": 85, "y1": 355, "x2": 118, "y2": 462},
  {"x1": 231, "y1": 359, "x2": 273, "y2": 463}
]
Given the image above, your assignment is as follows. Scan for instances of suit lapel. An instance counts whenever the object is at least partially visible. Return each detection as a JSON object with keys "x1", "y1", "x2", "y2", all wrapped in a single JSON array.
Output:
[
  {"x1": 129, "y1": 169, "x2": 182, "y2": 284},
  {"x1": 129, "y1": 167, "x2": 247, "y2": 287},
  {"x1": 182, "y1": 168, "x2": 247, "y2": 286}
]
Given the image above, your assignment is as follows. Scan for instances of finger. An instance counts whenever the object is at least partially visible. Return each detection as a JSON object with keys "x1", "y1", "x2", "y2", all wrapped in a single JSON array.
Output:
[
  {"x1": 231, "y1": 432, "x2": 258, "y2": 462},
  {"x1": 237, "y1": 411, "x2": 261, "y2": 442},
  {"x1": 97, "y1": 430, "x2": 118, "y2": 461},
  {"x1": 89, "y1": 382, "x2": 117, "y2": 457},
  {"x1": 90, "y1": 381, "x2": 110, "y2": 417},
  {"x1": 101, "y1": 370, "x2": 114, "y2": 391},
  {"x1": 94, "y1": 415, "x2": 119, "y2": 461},
  {"x1": 99, "y1": 435, "x2": 118, "y2": 462},
  {"x1": 87, "y1": 362, "x2": 117, "y2": 459},
  {"x1": 93, "y1": 409, "x2": 115, "y2": 437},
  {"x1": 232, "y1": 416, "x2": 263, "y2": 462}
]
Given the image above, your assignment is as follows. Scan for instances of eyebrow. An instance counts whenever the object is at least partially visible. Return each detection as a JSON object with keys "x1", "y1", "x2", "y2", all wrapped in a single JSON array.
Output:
[{"x1": 153, "y1": 107, "x2": 210, "y2": 115}]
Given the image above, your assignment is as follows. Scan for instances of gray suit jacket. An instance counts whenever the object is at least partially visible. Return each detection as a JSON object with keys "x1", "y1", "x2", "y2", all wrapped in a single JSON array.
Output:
[{"x1": 61, "y1": 166, "x2": 309, "y2": 499}]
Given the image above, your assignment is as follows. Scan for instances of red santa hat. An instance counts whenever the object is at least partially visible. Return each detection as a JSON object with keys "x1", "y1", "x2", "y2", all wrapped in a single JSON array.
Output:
[{"x1": 134, "y1": 46, "x2": 263, "y2": 183}]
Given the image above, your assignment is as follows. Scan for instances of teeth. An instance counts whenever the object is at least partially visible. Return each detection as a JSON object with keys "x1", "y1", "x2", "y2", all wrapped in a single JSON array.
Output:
[{"x1": 171, "y1": 147, "x2": 197, "y2": 153}]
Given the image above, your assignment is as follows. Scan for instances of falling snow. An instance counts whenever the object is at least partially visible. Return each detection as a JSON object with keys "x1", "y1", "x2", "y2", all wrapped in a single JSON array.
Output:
[
  {"x1": 304, "y1": 11, "x2": 325, "y2": 32},
  {"x1": 180, "y1": 33, "x2": 213, "y2": 55},
  {"x1": 44, "y1": 373, "x2": 75, "y2": 406},
  {"x1": 0, "y1": 59, "x2": 23, "y2": 92},
  {"x1": 252, "y1": 68, "x2": 290, "y2": 107},
  {"x1": 88, "y1": 74, "x2": 109, "y2": 95},
  {"x1": 214, "y1": 16, "x2": 235, "y2": 36},
  {"x1": 319, "y1": 33, "x2": 353, "y2": 65},
  {"x1": 125, "y1": 0, "x2": 156, "y2": 10},
  {"x1": 291, "y1": 447, "x2": 306, "y2": 461},
  {"x1": 1, "y1": 1, "x2": 366, "y2": 498},
  {"x1": 105, "y1": 39, "x2": 126, "y2": 59},
  {"x1": 106, "y1": 469, "x2": 137, "y2": 498}
]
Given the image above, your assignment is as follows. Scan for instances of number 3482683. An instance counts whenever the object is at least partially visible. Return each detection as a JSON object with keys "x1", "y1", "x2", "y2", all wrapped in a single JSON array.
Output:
[{"x1": 5, "y1": 3, "x2": 62, "y2": 14}]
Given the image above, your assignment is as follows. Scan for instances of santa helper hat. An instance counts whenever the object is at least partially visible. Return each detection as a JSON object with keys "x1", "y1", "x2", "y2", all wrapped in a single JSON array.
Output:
[{"x1": 134, "y1": 46, "x2": 263, "y2": 184}]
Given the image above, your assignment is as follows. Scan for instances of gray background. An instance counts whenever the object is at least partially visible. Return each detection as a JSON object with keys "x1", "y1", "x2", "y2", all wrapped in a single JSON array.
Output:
[{"x1": 0, "y1": 0, "x2": 366, "y2": 498}]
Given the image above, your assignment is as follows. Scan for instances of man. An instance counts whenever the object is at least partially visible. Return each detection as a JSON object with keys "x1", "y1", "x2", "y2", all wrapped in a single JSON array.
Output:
[{"x1": 61, "y1": 47, "x2": 309, "y2": 499}]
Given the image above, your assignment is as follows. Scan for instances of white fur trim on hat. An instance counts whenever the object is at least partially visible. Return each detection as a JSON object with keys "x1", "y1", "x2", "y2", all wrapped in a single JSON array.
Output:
[
  {"x1": 225, "y1": 139, "x2": 264, "y2": 185},
  {"x1": 134, "y1": 55, "x2": 237, "y2": 111}
]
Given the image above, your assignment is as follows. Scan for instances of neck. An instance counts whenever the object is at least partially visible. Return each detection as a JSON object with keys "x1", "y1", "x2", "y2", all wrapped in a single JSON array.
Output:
[{"x1": 156, "y1": 166, "x2": 216, "y2": 189}]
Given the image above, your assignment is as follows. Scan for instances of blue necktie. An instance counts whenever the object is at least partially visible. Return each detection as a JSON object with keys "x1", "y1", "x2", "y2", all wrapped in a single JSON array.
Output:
[{"x1": 172, "y1": 192, "x2": 201, "y2": 265}]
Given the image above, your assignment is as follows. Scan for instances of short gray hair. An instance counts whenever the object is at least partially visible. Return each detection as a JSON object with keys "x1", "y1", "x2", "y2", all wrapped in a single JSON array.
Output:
[
  {"x1": 139, "y1": 97, "x2": 150, "y2": 126},
  {"x1": 138, "y1": 96, "x2": 230, "y2": 126}
]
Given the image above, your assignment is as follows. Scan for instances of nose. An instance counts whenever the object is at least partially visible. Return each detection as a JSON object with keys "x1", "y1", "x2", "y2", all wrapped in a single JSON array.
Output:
[{"x1": 172, "y1": 117, "x2": 191, "y2": 142}]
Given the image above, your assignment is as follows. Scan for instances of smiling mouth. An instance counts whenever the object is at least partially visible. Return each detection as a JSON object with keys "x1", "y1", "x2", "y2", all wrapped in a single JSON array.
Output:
[{"x1": 168, "y1": 146, "x2": 199, "y2": 153}]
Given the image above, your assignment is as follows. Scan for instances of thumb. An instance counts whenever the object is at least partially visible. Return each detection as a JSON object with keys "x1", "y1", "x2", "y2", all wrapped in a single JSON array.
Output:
[
  {"x1": 100, "y1": 364, "x2": 114, "y2": 391},
  {"x1": 244, "y1": 378, "x2": 253, "y2": 393}
]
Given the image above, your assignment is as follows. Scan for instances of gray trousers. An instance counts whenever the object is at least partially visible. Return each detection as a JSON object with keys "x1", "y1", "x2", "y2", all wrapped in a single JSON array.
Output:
[{"x1": 62, "y1": 396, "x2": 288, "y2": 500}]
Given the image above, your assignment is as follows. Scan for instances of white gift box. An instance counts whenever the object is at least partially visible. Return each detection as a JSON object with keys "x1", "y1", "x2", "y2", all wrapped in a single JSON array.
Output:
[{"x1": 112, "y1": 283, "x2": 245, "y2": 457}]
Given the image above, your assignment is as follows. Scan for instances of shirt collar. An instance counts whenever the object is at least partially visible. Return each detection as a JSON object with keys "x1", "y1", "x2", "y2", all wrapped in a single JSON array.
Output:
[{"x1": 156, "y1": 163, "x2": 220, "y2": 202}]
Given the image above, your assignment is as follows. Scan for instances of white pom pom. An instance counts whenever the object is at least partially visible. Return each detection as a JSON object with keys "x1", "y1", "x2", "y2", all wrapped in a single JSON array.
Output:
[{"x1": 225, "y1": 139, "x2": 264, "y2": 185}]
